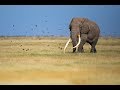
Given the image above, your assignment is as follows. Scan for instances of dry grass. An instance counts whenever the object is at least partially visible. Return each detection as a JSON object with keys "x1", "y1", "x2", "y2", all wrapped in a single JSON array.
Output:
[{"x1": 0, "y1": 36, "x2": 120, "y2": 85}]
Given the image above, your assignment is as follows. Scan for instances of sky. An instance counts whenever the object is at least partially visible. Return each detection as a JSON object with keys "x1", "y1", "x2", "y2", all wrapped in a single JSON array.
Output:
[{"x1": 0, "y1": 5, "x2": 120, "y2": 37}]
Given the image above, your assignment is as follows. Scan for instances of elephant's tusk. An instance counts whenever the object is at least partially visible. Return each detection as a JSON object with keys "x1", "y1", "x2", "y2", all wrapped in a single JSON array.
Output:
[
  {"x1": 64, "y1": 38, "x2": 71, "y2": 53},
  {"x1": 73, "y1": 35, "x2": 81, "y2": 48}
]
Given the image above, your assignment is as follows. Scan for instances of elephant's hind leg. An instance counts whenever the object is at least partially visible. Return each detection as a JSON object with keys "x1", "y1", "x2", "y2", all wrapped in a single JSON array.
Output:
[
  {"x1": 90, "y1": 46, "x2": 97, "y2": 53},
  {"x1": 89, "y1": 39, "x2": 98, "y2": 53}
]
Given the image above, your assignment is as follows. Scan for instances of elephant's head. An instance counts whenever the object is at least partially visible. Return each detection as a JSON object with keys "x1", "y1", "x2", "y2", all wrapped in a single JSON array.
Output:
[{"x1": 64, "y1": 18, "x2": 87, "y2": 53}]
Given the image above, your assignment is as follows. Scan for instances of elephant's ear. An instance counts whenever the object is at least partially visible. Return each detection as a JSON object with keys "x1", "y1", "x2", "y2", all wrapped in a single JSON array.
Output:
[
  {"x1": 80, "y1": 23, "x2": 90, "y2": 34},
  {"x1": 69, "y1": 24, "x2": 71, "y2": 30},
  {"x1": 69, "y1": 18, "x2": 74, "y2": 30}
]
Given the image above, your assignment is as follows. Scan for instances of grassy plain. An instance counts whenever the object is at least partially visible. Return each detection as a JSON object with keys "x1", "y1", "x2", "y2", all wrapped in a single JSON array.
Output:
[{"x1": 0, "y1": 36, "x2": 120, "y2": 85}]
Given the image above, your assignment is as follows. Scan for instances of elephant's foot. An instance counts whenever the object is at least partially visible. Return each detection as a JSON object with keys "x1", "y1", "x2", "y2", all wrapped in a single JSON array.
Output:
[
  {"x1": 78, "y1": 51, "x2": 84, "y2": 53},
  {"x1": 73, "y1": 48, "x2": 76, "y2": 53},
  {"x1": 78, "y1": 49, "x2": 84, "y2": 53},
  {"x1": 78, "y1": 46, "x2": 84, "y2": 53},
  {"x1": 90, "y1": 48, "x2": 97, "y2": 53}
]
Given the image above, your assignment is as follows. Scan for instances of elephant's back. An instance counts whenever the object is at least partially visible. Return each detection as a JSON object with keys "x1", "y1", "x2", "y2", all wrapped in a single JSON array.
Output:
[
  {"x1": 70, "y1": 17, "x2": 100, "y2": 35},
  {"x1": 86, "y1": 20, "x2": 100, "y2": 38},
  {"x1": 88, "y1": 20, "x2": 100, "y2": 33}
]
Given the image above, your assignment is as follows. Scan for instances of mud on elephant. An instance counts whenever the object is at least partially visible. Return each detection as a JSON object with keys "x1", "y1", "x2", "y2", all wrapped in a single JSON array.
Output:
[{"x1": 64, "y1": 17, "x2": 100, "y2": 53}]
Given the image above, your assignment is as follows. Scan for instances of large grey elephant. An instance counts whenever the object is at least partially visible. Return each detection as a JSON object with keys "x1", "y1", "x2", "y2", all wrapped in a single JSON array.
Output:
[{"x1": 64, "y1": 17, "x2": 100, "y2": 53}]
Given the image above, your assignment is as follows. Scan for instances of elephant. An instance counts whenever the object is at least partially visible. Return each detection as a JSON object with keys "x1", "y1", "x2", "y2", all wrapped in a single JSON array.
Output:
[{"x1": 64, "y1": 17, "x2": 100, "y2": 53}]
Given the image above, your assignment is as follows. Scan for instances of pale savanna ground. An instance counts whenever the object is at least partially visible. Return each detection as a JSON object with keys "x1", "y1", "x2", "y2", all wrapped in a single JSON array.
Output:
[{"x1": 0, "y1": 36, "x2": 120, "y2": 85}]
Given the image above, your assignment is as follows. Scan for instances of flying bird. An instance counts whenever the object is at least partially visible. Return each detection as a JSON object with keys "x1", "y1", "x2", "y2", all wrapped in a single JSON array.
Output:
[{"x1": 35, "y1": 25, "x2": 37, "y2": 27}]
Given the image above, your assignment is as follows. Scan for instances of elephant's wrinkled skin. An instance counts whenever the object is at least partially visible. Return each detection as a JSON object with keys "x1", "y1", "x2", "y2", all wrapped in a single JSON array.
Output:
[{"x1": 69, "y1": 17, "x2": 100, "y2": 53}]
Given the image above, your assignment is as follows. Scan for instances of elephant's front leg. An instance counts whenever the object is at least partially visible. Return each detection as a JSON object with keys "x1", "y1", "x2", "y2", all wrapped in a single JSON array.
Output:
[
  {"x1": 73, "y1": 48, "x2": 76, "y2": 53},
  {"x1": 78, "y1": 41, "x2": 85, "y2": 53},
  {"x1": 78, "y1": 34, "x2": 87, "y2": 53}
]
